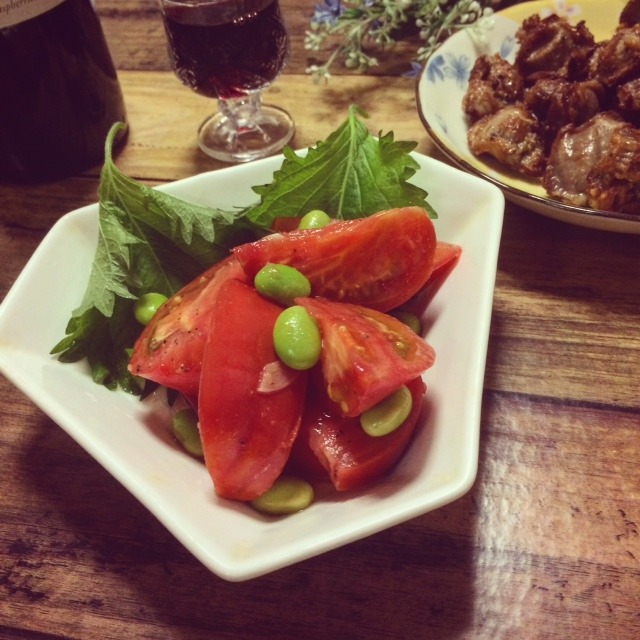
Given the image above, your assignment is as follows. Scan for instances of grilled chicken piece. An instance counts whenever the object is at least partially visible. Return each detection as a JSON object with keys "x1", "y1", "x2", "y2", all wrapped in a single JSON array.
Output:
[
  {"x1": 616, "y1": 78, "x2": 640, "y2": 124},
  {"x1": 543, "y1": 112, "x2": 628, "y2": 207},
  {"x1": 620, "y1": 0, "x2": 640, "y2": 26},
  {"x1": 588, "y1": 23, "x2": 640, "y2": 88},
  {"x1": 463, "y1": 54, "x2": 525, "y2": 122},
  {"x1": 524, "y1": 76, "x2": 603, "y2": 148},
  {"x1": 586, "y1": 125, "x2": 640, "y2": 213},
  {"x1": 515, "y1": 14, "x2": 595, "y2": 82},
  {"x1": 467, "y1": 104, "x2": 546, "y2": 177}
]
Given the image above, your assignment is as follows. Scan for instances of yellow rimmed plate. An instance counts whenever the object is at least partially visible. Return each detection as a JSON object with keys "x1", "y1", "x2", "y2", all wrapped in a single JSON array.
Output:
[{"x1": 417, "y1": 0, "x2": 640, "y2": 234}]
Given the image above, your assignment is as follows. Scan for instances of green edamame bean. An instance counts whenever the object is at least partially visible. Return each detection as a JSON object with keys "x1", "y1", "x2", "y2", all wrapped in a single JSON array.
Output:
[
  {"x1": 249, "y1": 476, "x2": 314, "y2": 515},
  {"x1": 171, "y1": 408, "x2": 204, "y2": 457},
  {"x1": 360, "y1": 385, "x2": 413, "y2": 437},
  {"x1": 390, "y1": 310, "x2": 422, "y2": 335},
  {"x1": 273, "y1": 305, "x2": 322, "y2": 370},
  {"x1": 254, "y1": 263, "x2": 311, "y2": 306},
  {"x1": 298, "y1": 209, "x2": 332, "y2": 230},
  {"x1": 134, "y1": 292, "x2": 168, "y2": 326}
]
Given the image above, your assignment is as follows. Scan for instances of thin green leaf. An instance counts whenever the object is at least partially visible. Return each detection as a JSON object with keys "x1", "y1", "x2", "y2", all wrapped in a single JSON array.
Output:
[
  {"x1": 52, "y1": 123, "x2": 254, "y2": 392},
  {"x1": 75, "y1": 202, "x2": 140, "y2": 318},
  {"x1": 247, "y1": 105, "x2": 435, "y2": 225}
]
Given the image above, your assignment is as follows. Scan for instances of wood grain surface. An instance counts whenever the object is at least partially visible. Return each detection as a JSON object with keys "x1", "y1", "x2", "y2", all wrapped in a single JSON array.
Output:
[{"x1": 1, "y1": 1, "x2": 640, "y2": 639}]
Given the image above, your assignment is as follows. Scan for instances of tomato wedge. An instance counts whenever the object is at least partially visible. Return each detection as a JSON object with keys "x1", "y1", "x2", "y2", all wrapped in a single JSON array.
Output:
[
  {"x1": 198, "y1": 279, "x2": 307, "y2": 501},
  {"x1": 296, "y1": 296, "x2": 435, "y2": 416},
  {"x1": 292, "y1": 375, "x2": 427, "y2": 491},
  {"x1": 399, "y1": 241, "x2": 462, "y2": 316},
  {"x1": 233, "y1": 207, "x2": 437, "y2": 312},
  {"x1": 128, "y1": 255, "x2": 247, "y2": 396}
]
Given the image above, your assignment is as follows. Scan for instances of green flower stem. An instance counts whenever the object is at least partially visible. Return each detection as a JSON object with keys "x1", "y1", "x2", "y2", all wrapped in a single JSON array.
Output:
[{"x1": 305, "y1": 0, "x2": 494, "y2": 80}]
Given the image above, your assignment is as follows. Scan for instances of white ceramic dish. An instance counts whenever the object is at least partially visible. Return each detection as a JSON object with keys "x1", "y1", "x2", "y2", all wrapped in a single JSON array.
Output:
[
  {"x1": 416, "y1": 0, "x2": 640, "y2": 234},
  {"x1": 0, "y1": 151, "x2": 503, "y2": 581}
]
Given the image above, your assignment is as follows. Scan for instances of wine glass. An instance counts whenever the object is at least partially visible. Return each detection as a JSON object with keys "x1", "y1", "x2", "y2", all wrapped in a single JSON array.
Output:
[{"x1": 158, "y1": 0, "x2": 295, "y2": 163}]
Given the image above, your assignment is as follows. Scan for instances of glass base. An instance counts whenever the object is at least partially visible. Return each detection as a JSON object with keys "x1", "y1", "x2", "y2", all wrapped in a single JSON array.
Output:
[{"x1": 197, "y1": 95, "x2": 295, "y2": 163}]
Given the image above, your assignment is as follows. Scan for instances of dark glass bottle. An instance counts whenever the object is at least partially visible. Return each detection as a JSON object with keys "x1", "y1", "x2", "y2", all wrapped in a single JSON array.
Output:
[{"x1": 0, "y1": 0, "x2": 127, "y2": 182}]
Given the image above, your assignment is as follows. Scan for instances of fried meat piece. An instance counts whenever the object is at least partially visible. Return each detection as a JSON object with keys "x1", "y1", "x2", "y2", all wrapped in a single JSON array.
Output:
[
  {"x1": 588, "y1": 24, "x2": 640, "y2": 88},
  {"x1": 524, "y1": 76, "x2": 604, "y2": 148},
  {"x1": 463, "y1": 54, "x2": 525, "y2": 122},
  {"x1": 543, "y1": 112, "x2": 628, "y2": 207},
  {"x1": 515, "y1": 14, "x2": 595, "y2": 82},
  {"x1": 620, "y1": 0, "x2": 640, "y2": 26},
  {"x1": 616, "y1": 78, "x2": 640, "y2": 124},
  {"x1": 586, "y1": 125, "x2": 640, "y2": 213},
  {"x1": 467, "y1": 104, "x2": 546, "y2": 177}
]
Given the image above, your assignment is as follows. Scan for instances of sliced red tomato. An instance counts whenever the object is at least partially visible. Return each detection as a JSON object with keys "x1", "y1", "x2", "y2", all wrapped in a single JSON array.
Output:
[
  {"x1": 286, "y1": 367, "x2": 329, "y2": 481},
  {"x1": 233, "y1": 207, "x2": 437, "y2": 312},
  {"x1": 128, "y1": 255, "x2": 247, "y2": 397},
  {"x1": 296, "y1": 296, "x2": 435, "y2": 417},
  {"x1": 399, "y1": 241, "x2": 462, "y2": 316},
  {"x1": 291, "y1": 375, "x2": 427, "y2": 491},
  {"x1": 198, "y1": 279, "x2": 307, "y2": 501}
]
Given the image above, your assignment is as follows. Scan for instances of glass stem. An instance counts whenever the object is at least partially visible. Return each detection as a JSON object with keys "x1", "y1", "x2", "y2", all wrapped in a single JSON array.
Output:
[{"x1": 217, "y1": 93, "x2": 268, "y2": 148}]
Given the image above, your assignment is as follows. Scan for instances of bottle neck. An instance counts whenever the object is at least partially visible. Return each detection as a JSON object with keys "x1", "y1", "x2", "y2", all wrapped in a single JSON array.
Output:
[{"x1": 0, "y1": 0, "x2": 68, "y2": 29}]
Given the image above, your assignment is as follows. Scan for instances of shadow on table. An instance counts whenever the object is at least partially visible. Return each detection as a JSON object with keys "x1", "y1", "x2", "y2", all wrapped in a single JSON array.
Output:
[{"x1": 15, "y1": 405, "x2": 487, "y2": 640}]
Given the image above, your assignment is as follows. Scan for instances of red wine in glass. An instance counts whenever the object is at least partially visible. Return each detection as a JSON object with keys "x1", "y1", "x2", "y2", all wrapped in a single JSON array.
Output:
[{"x1": 159, "y1": 0, "x2": 295, "y2": 163}]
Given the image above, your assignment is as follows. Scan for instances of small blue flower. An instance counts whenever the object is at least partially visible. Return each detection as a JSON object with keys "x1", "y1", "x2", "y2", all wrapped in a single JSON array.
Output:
[
  {"x1": 427, "y1": 55, "x2": 446, "y2": 83},
  {"x1": 312, "y1": 0, "x2": 343, "y2": 25},
  {"x1": 426, "y1": 54, "x2": 471, "y2": 88},
  {"x1": 403, "y1": 61, "x2": 423, "y2": 78},
  {"x1": 443, "y1": 53, "x2": 472, "y2": 89}
]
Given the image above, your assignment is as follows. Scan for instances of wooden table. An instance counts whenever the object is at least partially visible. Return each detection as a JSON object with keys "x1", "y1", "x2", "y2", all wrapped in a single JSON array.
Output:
[{"x1": 2, "y1": 2, "x2": 640, "y2": 638}]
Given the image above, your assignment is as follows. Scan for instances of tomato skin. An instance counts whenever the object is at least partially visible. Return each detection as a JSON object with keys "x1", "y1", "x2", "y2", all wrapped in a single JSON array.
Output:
[
  {"x1": 399, "y1": 241, "x2": 461, "y2": 317},
  {"x1": 198, "y1": 279, "x2": 307, "y2": 501},
  {"x1": 233, "y1": 207, "x2": 437, "y2": 312},
  {"x1": 286, "y1": 367, "x2": 331, "y2": 481},
  {"x1": 292, "y1": 376, "x2": 427, "y2": 491},
  {"x1": 296, "y1": 296, "x2": 435, "y2": 417},
  {"x1": 128, "y1": 255, "x2": 247, "y2": 397}
]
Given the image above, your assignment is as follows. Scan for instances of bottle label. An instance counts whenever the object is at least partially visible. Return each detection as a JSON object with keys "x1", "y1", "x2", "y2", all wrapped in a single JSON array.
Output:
[{"x1": 0, "y1": 0, "x2": 67, "y2": 29}]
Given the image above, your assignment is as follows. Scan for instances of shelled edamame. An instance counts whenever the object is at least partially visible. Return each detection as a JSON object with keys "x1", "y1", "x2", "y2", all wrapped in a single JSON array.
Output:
[
  {"x1": 249, "y1": 476, "x2": 315, "y2": 515},
  {"x1": 273, "y1": 305, "x2": 322, "y2": 371},
  {"x1": 134, "y1": 292, "x2": 168, "y2": 326},
  {"x1": 254, "y1": 263, "x2": 311, "y2": 306},
  {"x1": 360, "y1": 385, "x2": 413, "y2": 437},
  {"x1": 297, "y1": 209, "x2": 332, "y2": 230},
  {"x1": 171, "y1": 408, "x2": 204, "y2": 457}
]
